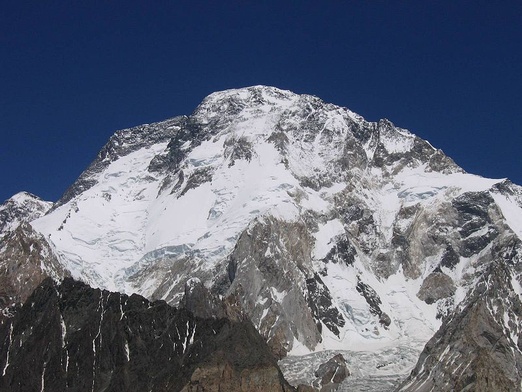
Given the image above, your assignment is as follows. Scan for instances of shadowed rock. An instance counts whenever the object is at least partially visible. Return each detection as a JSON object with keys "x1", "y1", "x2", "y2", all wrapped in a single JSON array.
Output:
[{"x1": 0, "y1": 278, "x2": 294, "y2": 392}]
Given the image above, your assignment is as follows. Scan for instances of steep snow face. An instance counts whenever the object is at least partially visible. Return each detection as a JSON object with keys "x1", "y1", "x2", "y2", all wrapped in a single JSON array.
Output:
[
  {"x1": 32, "y1": 143, "x2": 169, "y2": 291},
  {"x1": 32, "y1": 87, "x2": 305, "y2": 292},
  {"x1": 29, "y1": 86, "x2": 522, "y2": 364}
]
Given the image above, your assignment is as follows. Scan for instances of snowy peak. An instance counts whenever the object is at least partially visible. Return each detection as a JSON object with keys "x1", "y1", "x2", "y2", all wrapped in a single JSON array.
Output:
[
  {"x1": 58, "y1": 85, "x2": 461, "y2": 211},
  {"x1": 0, "y1": 192, "x2": 52, "y2": 238},
  {"x1": 187, "y1": 86, "x2": 460, "y2": 189},
  {"x1": 194, "y1": 85, "x2": 299, "y2": 113},
  {"x1": 15, "y1": 86, "x2": 522, "y2": 389},
  {"x1": 30, "y1": 86, "x2": 504, "y2": 301}
]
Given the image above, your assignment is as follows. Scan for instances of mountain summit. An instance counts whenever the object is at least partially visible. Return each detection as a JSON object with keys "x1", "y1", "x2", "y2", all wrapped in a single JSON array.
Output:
[{"x1": 2, "y1": 86, "x2": 522, "y2": 390}]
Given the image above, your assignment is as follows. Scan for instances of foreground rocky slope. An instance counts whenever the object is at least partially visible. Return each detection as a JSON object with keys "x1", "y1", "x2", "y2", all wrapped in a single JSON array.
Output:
[
  {"x1": 0, "y1": 278, "x2": 292, "y2": 392},
  {"x1": 399, "y1": 247, "x2": 522, "y2": 391},
  {"x1": 2, "y1": 86, "x2": 522, "y2": 390},
  {"x1": 0, "y1": 192, "x2": 66, "y2": 319}
]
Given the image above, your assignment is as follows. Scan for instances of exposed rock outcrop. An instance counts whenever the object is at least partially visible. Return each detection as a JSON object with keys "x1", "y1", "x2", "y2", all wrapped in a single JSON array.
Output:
[
  {"x1": 0, "y1": 223, "x2": 67, "y2": 318},
  {"x1": 417, "y1": 272, "x2": 456, "y2": 304},
  {"x1": 313, "y1": 354, "x2": 350, "y2": 391},
  {"x1": 399, "y1": 253, "x2": 522, "y2": 391},
  {"x1": 0, "y1": 193, "x2": 65, "y2": 319},
  {"x1": 226, "y1": 217, "x2": 323, "y2": 358}
]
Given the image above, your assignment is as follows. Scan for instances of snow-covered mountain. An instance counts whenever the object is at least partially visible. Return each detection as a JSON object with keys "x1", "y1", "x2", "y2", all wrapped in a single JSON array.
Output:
[{"x1": 2, "y1": 86, "x2": 522, "y2": 390}]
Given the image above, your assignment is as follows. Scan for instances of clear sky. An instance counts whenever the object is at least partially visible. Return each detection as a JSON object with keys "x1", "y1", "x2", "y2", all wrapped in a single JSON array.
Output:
[{"x1": 1, "y1": 1, "x2": 521, "y2": 202}]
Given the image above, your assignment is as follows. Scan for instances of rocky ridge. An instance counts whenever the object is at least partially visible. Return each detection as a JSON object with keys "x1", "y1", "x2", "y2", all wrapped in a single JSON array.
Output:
[{"x1": 0, "y1": 277, "x2": 293, "y2": 392}]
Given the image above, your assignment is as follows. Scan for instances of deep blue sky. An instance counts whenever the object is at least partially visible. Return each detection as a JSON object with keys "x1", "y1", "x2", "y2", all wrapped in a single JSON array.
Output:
[{"x1": 1, "y1": 1, "x2": 521, "y2": 202}]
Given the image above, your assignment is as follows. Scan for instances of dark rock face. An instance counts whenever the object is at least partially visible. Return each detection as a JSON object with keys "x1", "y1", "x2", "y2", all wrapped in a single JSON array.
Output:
[
  {"x1": 181, "y1": 277, "x2": 226, "y2": 319},
  {"x1": 439, "y1": 244, "x2": 460, "y2": 270},
  {"x1": 453, "y1": 191, "x2": 501, "y2": 257},
  {"x1": 356, "y1": 278, "x2": 391, "y2": 328},
  {"x1": 321, "y1": 235, "x2": 356, "y2": 266},
  {"x1": 371, "y1": 119, "x2": 461, "y2": 176},
  {"x1": 313, "y1": 354, "x2": 349, "y2": 390},
  {"x1": 0, "y1": 278, "x2": 293, "y2": 392},
  {"x1": 306, "y1": 274, "x2": 345, "y2": 336},
  {"x1": 179, "y1": 167, "x2": 213, "y2": 197}
]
